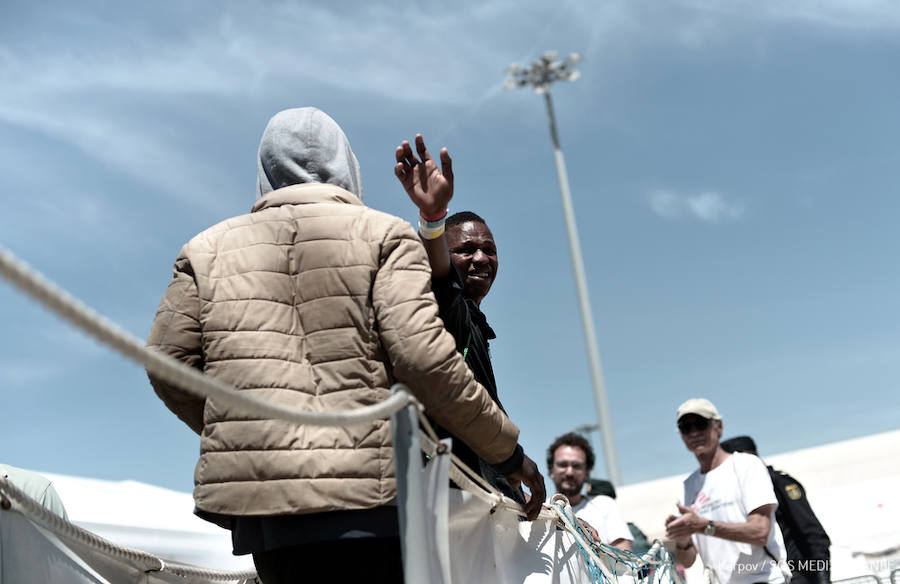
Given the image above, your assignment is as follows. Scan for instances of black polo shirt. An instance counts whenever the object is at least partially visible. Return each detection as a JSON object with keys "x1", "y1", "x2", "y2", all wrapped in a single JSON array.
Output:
[{"x1": 431, "y1": 264, "x2": 526, "y2": 504}]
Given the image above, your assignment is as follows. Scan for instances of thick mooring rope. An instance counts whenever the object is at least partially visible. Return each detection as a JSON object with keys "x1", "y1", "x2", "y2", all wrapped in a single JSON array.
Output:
[{"x1": 0, "y1": 475, "x2": 257, "y2": 582}]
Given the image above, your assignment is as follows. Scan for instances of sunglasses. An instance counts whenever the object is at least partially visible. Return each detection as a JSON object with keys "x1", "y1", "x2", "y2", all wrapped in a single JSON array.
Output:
[{"x1": 678, "y1": 418, "x2": 711, "y2": 435}]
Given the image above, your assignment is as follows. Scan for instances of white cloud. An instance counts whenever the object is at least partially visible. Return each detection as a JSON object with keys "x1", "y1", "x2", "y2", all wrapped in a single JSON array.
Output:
[
  {"x1": 649, "y1": 189, "x2": 746, "y2": 223},
  {"x1": 0, "y1": 2, "x2": 545, "y2": 107},
  {"x1": 674, "y1": 0, "x2": 900, "y2": 31},
  {"x1": 587, "y1": 0, "x2": 900, "y2": 54},
  {"x1": 4, "y1": 1, "x2": 898, "y2": 108},
  {"x1": 0, "y1": 360, "x2": 61, "y2": 387},
  {"x1": 0, "y1": 2, "x2": 562, "y2": 207},
  {"x1": 0, "y1": 103, "x2": 239, "y2": 213},
  {"x1": 2, "y1": 0, "x2": 898, "y2": 209},
  {"x1": 731, "y1": 0, "x2": 900, "y2": 31}
]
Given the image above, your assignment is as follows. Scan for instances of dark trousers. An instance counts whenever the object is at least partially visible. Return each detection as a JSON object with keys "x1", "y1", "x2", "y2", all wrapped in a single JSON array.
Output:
[{"x1": 252, "y1": 536, "x2": 404, "y2": 584}]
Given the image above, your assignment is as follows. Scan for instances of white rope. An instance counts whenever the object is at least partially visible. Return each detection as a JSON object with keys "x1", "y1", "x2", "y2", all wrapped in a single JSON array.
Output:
[
  {"x1": 549, "y1": 500, "x2": 676, "y2": 582},
  {"x1": 550, "y1": 493, "x2": 618, "y2": 581},
  {"x1": 0, "y1": 476, "x2": 257, "y2": 582},
  {"x1": 0, "y1": 244, "x2": 418, "y2": 427}
]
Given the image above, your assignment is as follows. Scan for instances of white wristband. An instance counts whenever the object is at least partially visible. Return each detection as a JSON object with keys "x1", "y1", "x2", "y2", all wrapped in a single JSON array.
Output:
[{"x1": 418, "y1": 217, "x2": 446, "y2": 240}]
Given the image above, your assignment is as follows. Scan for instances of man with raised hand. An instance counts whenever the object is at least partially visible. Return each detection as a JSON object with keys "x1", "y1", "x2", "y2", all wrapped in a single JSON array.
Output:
[
  {"x1": 666, "y1": 398, "x2": 790, "y2": 584},
  {"x1": 147, "y1": 110, "x2": 545, "y2": 584},
  {"x1": 394, "y1": 135, "x2": 537, "y2": 506}
]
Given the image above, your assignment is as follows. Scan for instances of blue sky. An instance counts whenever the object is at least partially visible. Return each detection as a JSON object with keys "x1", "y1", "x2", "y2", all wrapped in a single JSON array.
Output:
[{"x1": 2, "y1": 0, "x2": 899, "y2": 505}]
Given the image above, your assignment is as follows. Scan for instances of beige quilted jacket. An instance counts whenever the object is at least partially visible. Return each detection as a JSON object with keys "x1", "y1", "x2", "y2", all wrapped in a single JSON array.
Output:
[{"x1": 147, "y1": 183, "x2": 519, "y2": 517}]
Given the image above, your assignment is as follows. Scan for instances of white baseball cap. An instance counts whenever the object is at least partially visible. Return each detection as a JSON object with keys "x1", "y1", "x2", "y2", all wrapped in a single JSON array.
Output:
[{"x1": 676, "y1": 398, "x2": 722, "y2": 422}]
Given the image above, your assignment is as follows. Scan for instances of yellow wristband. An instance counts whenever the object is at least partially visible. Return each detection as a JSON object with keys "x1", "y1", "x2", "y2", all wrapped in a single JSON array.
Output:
[{"x1": 419, "y1": 223, "x2": 445, "y2": 240}]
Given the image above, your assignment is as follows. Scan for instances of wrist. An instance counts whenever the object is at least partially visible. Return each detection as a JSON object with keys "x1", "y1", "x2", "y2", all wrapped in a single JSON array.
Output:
[
  {"x1": 702, "y1": 519, "x2": 716, "y2": 536},
  {"x1": 490, "y1": 444, "x2": 524, "y2": 476},
  {"x1": 419, "y1": 208, "x2": 448, "y2": 222},
  {"x1": 418, "y1": 209, "x2": 448, "y2": 240}
]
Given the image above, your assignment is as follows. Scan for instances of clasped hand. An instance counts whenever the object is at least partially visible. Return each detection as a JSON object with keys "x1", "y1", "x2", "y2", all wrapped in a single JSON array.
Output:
[{"x1": 665, "y1": 502, "x2": 704, "y2": 540}]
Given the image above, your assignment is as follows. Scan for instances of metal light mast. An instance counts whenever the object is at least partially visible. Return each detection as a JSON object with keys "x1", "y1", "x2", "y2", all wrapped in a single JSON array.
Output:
[{"x1": 505, "y1": 52, "x2": 622, "y2": 486}]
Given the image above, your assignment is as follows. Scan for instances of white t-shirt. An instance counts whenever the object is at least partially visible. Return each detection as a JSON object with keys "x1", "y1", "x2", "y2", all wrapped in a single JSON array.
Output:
[
  {"x1": 572, "y1": 495, "x2": 633, "y2": 545},
  {"x1": 682, "y1": 452, "x2": 788, "y2": 584}
]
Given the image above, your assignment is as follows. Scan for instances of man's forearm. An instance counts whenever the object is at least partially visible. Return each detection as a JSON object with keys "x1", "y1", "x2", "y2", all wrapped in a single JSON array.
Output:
[
  {"x1": 421, "y1": 234, "x2": 451, "y2": 280},
  {"x1": 706, "y1": 517, "x2": 770, "y2": 547}
]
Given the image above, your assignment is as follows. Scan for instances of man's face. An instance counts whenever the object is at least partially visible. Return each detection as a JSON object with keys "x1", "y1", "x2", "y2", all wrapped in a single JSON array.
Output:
[
  {"x1": 678, "y1": 414, "x2": 722, "y2": 456},
  {"x1": 550, "y1": 445, "x2": 589, "y2": 497},
  {"x1": 446, "y1": 221, "x2": 498, "y2": 305}
]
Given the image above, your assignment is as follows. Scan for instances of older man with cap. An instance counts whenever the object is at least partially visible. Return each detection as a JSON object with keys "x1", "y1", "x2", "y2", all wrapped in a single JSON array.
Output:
[{"x1": 665, "y1": 398, "x2": 790, "y2": 584}]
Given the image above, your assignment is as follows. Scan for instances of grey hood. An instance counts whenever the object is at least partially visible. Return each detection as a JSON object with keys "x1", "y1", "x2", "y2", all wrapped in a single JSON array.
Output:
[{"x1": 255, "y1": 107, "x2": 363, "y2": 201}]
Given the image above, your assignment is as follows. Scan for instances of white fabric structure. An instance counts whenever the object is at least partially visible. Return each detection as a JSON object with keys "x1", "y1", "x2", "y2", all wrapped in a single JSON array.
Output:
[
  {"x1": 0, "y1": 474, "x2": 256, "y2": 584},
  {"x1": 448, "y1": 490, "x2": 599, "y2": 584},
  {"x1": 0, "y1": 510, "x2": 250, "y2": 584},
  {"x1": 616, "y1": 430, "x2": 900, "y2": 583},
  {"x1": 407, "y1": 437, "x2": 609, "y2": 584},
  {"x1": 43, "y1": 473, "x2": 253, "y2": 573}
]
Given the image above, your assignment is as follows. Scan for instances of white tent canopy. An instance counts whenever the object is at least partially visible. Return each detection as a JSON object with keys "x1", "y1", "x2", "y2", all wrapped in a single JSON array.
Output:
[{"x1": 41, "y1": 473, "x2": 253, "y2": 573}]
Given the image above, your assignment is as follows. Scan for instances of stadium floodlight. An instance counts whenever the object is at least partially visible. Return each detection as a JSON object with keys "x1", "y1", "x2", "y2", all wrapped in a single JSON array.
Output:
[
  {"x1": 503, "y1": 52, "x2": 622, "y2": 487},
  {"x1": 504, "y1": 51, "x2": 583, "y2": 95}
]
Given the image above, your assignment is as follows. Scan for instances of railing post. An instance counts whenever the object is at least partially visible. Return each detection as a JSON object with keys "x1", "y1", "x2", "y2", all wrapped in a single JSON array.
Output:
[{"x1": 391, "y1": 387, "x2": 433, "y2": 582}]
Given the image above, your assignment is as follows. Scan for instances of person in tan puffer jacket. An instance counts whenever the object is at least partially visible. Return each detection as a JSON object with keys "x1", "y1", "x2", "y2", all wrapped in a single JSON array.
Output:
[{"x1": 146, "y1": 107, "x2": 545, "y2": 583}]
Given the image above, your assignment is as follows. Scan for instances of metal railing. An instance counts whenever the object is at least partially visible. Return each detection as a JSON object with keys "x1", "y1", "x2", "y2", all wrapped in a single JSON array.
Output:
[{"x1": 834, "y1": 575, "x2": 882, "y2": 584}]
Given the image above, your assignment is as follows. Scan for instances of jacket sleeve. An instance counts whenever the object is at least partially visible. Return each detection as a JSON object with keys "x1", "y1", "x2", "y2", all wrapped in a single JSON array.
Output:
[
  {"x1": 372, "y1": 220, "x2": 520, "y2": 465},
  {"x1": 146, "y1": 251, "x2": 206, "y2": 435},
  {"x1": 773, "y1": 471, "x2": 831, "y2": 560}
]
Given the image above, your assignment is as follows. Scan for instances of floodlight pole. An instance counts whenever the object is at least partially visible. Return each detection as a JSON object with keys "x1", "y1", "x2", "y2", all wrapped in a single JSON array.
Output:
[
  {"x1": 506, "y1": 52, "x2": 622, "y2": 486},
  {"x1": 573, "y1": 422, "x2": 601, "y2": 462}
]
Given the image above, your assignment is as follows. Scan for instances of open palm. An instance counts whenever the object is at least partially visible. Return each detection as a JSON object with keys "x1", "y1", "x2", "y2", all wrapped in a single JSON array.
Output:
[{"x1": 394, "y1": 134, "x2": 454, "y2": 216}]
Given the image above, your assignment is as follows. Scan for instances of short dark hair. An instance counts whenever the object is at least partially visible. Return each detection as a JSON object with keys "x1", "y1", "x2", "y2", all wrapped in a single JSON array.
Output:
[
  {"x1": 547, "y1": 432, "x2": 595, "y2": 472},
  {"x1": 446, "y1": 211, "x2": 487, "y2": 230}
]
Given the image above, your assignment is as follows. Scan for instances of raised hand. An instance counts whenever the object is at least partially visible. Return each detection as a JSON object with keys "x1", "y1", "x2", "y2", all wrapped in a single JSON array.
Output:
[{"x1": 394, "y1": 134, "x2": 453, "y2": 217}]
